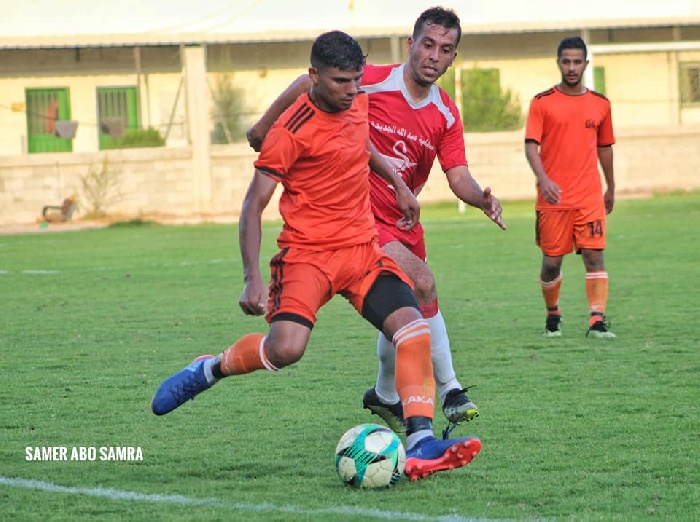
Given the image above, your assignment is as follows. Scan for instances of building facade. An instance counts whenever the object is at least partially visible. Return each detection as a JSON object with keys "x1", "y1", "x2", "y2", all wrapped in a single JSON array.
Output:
[{"x1": 1, "y1": 8, "x2": 699, "y2": 224}]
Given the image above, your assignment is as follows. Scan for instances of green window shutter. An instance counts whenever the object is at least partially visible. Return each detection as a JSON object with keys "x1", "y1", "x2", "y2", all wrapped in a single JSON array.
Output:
[
  {"x1": 98, "y1": 87, "x2": 139, "y2": 150},
  {"x1": 593, "y1": 66, "x2": 606, "y2": 95},
  {"x1": 25, "y1": 88, "x2": 73, "y2": 153}
]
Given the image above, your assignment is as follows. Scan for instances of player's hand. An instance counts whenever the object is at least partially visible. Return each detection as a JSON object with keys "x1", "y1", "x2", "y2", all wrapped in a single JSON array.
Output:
[
  {"x1": 239, "y1": 277, "x2": 267, "y2": 315},
  {"x1": 481, "y1": 187, "x2": 506, "y2": 230},
  {"x1": 246, "y1": 128, "x2": 263, "y2": 153},
  {"x1": 395, "y1": 184, "x2": 420, "y2": 230},
  {"x1": 604, "y1": 188, "x2": 615, "y2": 215},
  {"x1": 539, "y1": 176, "x2": 562, "y2": 205}
]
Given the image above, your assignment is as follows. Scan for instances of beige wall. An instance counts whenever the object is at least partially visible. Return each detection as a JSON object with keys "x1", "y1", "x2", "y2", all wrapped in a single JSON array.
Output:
[
  {"x1": 601, "y1": 52, "x2": 674, "y2": 127},
  {"x1": 1, "y1": 127, "x2": 698, "y2": 226}
]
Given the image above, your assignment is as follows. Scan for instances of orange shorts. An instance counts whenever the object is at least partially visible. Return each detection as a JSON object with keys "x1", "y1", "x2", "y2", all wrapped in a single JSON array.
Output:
[
  {"x1": 265, "y1": 239, "x2": 413, "y2": 325},
  {"x1": 536, "y1": 205, "x2": 607, "y2": 256}
]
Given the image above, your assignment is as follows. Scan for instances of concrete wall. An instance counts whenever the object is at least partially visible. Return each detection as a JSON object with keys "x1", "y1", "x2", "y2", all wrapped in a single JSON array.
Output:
[{"x1": 1, "y1": 127, "x2": 698, "y2": 226}]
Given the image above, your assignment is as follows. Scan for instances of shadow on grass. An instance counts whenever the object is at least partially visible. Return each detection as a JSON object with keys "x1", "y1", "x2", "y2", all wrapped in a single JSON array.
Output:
[{"x1": 108, "y1": 218, "x2": 158, "y2": 228}]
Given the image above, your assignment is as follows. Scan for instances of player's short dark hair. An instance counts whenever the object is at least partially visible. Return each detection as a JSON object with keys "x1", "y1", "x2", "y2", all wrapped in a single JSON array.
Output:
[
  {"x1": 413, "y1": 6, "x2": 462, "y2": 45},
  {"x1": 557, "y1": 36, "x2": 588, "y2": 59},
  {"x1": 310, "y1": 30, "x2": 366, "y2": 72}
]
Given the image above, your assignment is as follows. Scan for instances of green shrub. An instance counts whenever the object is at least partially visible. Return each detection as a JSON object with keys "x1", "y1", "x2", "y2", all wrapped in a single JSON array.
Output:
[
  {"x1": 102, "y1": 128, "x2": 165, "y2": 149},
  {"x1": 438, "y1": 66, "x2": 523, "y2": 132}
]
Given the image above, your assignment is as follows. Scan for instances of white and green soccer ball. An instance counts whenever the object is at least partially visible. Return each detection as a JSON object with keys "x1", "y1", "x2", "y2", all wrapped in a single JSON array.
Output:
[{"x1": 334, "y1": 423, "x2": 406, "y2": 489}]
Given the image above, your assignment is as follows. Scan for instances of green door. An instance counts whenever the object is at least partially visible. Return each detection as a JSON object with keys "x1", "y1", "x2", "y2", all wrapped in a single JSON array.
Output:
[
  {"x1": 26, "y1": 88, "x2": 73, "y2": 153},
  {"x1": 97, "y1": 87, "x2": 139, "y2": 150}
]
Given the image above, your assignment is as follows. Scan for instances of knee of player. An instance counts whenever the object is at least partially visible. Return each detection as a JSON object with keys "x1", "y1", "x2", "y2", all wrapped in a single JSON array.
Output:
[
  {"x1": 581, "y1": 248, "x2": 605, "y2": 269},
  {"x1": 264, "y1": 338, "x2": 306, "y2": 368},
  {"x1": 541, "y1": 256, "x2": 563, "y2": 278},
  {"x1": 412, "y1": 271, "x2": 437, "y2": 303},
  {"x1": 363, "y1": 274, "x2": 421, "y2": 332}
]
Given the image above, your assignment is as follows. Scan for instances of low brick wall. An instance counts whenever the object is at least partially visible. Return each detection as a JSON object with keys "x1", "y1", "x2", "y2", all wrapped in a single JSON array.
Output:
[{"x1": 1, "y1": 127, "x2": 698, "y2": 226}]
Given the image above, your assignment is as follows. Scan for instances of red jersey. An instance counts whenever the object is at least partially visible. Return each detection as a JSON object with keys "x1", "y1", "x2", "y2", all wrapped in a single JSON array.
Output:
[
  {"x1": 361, "y1": 64, "x2": 468, "y2": 243},
  {"x1": 525, "y1": 87, "x2": 615, "y2": 210},
  {"x1": 254, "y1": 92, "x2": 376, "y2": 250}
]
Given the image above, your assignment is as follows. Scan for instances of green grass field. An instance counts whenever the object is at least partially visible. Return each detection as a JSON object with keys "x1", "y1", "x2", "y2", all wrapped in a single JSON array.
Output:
[{"x1": 1, "y1": 192, "x2": 698, "y2": 521}]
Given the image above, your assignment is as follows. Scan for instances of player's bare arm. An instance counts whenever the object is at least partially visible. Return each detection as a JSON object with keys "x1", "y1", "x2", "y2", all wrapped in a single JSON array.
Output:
[
  {"x1": 525, "y1": 139, "x2": 561, "y2": 205},
  {"x1": 445, "y1": 165, "x2": 506, "y2": 230},
  {"x1": 598, "y1": 145, "x2": 615, "y2": 214},
  {"x1": 369, "y1": 142, "x2": 420, "y2": 230},
  {"x1": 246, "y1": 74, "x2": 313, "y2": 152},
  {"x1": 238, "y1": 170, "x2": 277, "y2": 315}
]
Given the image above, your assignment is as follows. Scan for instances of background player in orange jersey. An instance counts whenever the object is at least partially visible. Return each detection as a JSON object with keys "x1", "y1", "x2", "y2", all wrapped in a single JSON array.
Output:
[
  {"x1": 525, "y1": 36, "x2": 617, "y2": 339},
  {"x1": 152, "y1": 30, "x2": 481, "y2": 481},
  {"x1": 247, "y1": 6, "x2": 505, "y2": 439}
]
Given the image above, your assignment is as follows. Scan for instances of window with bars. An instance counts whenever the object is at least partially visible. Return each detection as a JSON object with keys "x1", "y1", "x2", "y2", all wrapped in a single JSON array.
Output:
[
  {"x1": 25, "y1": 88, "x2": 73, "y2": 153},
  {"x1": 680, "y1": 63, "x2": 700, "y2": 106},
  {"x1": 97, "y1": 87, "x2": 139, "y2": 150}
]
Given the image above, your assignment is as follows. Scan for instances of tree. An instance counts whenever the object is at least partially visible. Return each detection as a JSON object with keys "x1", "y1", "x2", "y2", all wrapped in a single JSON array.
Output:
[
  {"x1": 438, "y1": 66, "x2": 523, "y2": 132},
  {"x1": 210, "y1": 73, "x2": 247, "y2": 144}
]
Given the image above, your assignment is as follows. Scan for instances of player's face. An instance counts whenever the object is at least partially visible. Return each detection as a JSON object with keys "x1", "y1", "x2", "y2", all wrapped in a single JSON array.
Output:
[
  {"x1": 308, "y1": 66, "x2": 363, "y2": 113},
  {"x1": 557, "y1": 49, "x2": 588, "y2": 88},
  {"x1": 406, "y1": 23, "x2": 458, "y2": 87}
]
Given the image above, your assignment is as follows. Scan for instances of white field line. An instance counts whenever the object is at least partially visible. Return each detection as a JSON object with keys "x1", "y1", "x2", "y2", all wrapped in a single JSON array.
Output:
[{"x1": 0, "y1": 476, "x2": 507, "y2": 522}]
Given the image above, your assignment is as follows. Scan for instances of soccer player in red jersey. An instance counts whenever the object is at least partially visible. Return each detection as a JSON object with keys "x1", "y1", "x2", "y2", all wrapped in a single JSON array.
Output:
[
  {"x1": 152, "y1": 30, "x2": 481, "y2": 480},
  {"x1": 247, "y1": 7, "x2": 505, "y2": 438},
  {"x1": 525, "y1": 36, "x2": 617, "y2": 338}
]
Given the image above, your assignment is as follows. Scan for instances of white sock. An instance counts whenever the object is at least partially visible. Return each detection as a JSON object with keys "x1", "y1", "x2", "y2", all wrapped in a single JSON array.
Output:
[
  {"x1": 202, "y1": 356, "x2": 221, "y2": 385},
  {"x1": 427, "y1": 310, "x2": 461, "y2": 402},
  {"x1": 374, "y1": 332, "x2": 399, "y2": 404}
]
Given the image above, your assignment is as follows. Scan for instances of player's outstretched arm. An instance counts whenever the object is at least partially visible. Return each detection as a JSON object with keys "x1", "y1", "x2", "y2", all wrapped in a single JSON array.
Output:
[
  {"x1": 480, "y1": 187, "x2": 506, "y2": 230},
  {"x1": 369, "y1": 143, "x2": 420, "y2": 230},
  {"x1": 246, "y1": 74, "x2": 313, "y2": 152},
  {"x1": 445, "y1": 165, "x2": 506, "y2": 230},
  {"x1": 239, "y1": 170, "x2": 278, "y2": 315}
]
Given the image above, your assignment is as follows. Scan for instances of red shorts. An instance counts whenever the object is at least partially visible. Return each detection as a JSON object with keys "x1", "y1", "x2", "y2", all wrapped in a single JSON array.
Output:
[
  {"x1": 265, "y1": 239, "x2": 413, "y2": 325},
  {"x1": 375, "y1": 221, "x2": 427, "y2": 262},
  {"x1": 536, "y1": 205, "x2": 607, "y2": 256}
]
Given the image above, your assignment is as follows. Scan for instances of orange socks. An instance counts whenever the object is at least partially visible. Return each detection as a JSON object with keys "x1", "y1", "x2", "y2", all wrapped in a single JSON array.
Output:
[
  {"x1": 393, "y1": 319, "x2": 435, "y2": 420},
  {"x1": 219, "y1": 333, "x2": 278, "y2": 376},
  {"x1": 586, "y1": 271, "x2": 609, "y2": 324},
  {"x1": 541, "y1": 274, "x2": 562, "y2": 315}
]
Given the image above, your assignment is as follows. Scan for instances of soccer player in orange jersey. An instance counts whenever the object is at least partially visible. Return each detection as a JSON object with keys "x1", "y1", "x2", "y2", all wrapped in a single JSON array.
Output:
[
  {"x1": 152, "y1": 30, "x2": 481, "y2": 480},
  {"x1": 525, "y1": 36, "x2": 617, "y2": 339},
  {"x1": 247, "y1": 7, "x2": 506, "y2": 438}
]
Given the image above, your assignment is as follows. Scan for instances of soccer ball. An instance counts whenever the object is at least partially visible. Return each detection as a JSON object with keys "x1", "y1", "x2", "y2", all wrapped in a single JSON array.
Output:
[{"x1": 334, "y1": 423, "x2": 406, "y2": 489}]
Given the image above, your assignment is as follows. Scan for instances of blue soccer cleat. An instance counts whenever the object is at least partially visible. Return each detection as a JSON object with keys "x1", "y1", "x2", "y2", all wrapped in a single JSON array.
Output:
[
  {"x1": 151, "y1": 355, "x2": 215, "y2": 415},
  {"x1": 404, "y1": 435, "x2": 481, "y2": 481}
]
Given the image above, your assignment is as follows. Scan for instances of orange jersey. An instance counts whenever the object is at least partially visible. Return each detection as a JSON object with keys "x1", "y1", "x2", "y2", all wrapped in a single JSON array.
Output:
[
  {"x1": 254, "y1": 92, "x2": 376, "y2": 250},
  {"x1": 525, "y1": 87, "x2": 615, "y2": 210}
]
